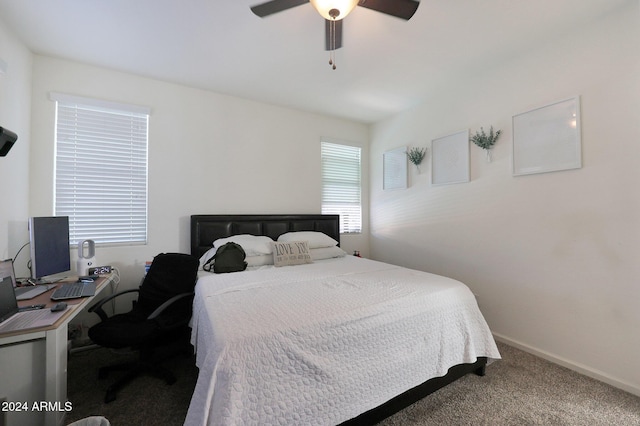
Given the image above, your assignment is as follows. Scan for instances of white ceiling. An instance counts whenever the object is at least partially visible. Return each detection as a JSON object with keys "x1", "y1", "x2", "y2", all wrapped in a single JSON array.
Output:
[{"x1": 0, "y1": 0, "x2": 628, "y2": 123}]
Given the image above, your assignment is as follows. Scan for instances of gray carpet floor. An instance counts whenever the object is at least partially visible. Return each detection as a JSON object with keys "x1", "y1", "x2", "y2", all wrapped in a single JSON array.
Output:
[
  {"x1": 379, "y1": 342, "x2": 640, "y2": 426},
  {"x1": 66, "y1": 341, "x2": 640, "y2": 425}
]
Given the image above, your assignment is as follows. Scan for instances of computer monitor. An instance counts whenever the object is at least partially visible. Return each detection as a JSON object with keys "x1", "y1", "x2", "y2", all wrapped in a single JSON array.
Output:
[{"x1": 28, "y1": 216, "x2": 71, "y2": 282}]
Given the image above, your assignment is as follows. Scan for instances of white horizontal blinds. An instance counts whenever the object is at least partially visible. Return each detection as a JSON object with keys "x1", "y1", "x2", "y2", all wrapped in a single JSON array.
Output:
[
  {"x1": 53, "y1": 94, "x2": 149, "y2": 245},
  {"x1": 321, "y1": 141, "x2": 362, "y2": 233}
]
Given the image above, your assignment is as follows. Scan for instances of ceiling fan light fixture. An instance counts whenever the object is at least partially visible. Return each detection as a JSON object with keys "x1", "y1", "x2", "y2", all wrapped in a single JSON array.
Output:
[{"x1": 309, "y1": 0, "x2": 358, "y2": 20}]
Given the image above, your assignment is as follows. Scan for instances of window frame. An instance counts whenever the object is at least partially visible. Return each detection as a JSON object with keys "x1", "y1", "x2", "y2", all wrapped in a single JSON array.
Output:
[
  {"x1": 321, "y1": 138, "x2": 363, "y2": 235},
  {"x1": 50, "y1": 92, "x2": 150, "y2": 247}
]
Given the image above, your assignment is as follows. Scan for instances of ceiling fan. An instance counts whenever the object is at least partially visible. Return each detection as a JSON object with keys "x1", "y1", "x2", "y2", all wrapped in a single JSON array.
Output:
[{"x1": 250, "y1": 0, "x2": 420, "y2": 69}]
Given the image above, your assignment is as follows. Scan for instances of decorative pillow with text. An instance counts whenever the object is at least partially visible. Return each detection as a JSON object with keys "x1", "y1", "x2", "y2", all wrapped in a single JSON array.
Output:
[{"x1": 271, "y1": 241, "x2": 312, "y2": 267}]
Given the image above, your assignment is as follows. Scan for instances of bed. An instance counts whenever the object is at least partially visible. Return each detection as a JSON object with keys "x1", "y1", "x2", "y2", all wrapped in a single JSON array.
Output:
[{"x1": 186, "y1": 214, "x2": 500, "y2": 425}]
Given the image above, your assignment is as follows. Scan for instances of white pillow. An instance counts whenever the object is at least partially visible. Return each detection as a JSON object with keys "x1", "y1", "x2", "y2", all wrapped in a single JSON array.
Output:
[
  {"x1": 277, "y1": 231, "x2": 338, "y2": 249},
  {"x1": 310, "y1": 246, "x2": 347, "y2": 261},
  {"x1": 271, "y1": 241, "x2": 312, "y2": 267},
  {"x1": 213, "y1": 234, "x2": 274, "y2": 257},
  {"x1": 246, "y1": 254, "x2": 274, "y2": 267}
]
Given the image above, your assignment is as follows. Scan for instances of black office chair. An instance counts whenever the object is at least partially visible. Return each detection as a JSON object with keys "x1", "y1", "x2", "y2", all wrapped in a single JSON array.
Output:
[{"x1": 88, "y1": 252, "x2": 199, "y2": 403}]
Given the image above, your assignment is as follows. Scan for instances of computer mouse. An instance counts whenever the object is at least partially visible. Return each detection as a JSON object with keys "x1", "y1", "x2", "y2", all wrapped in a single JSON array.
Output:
[{"x1": 51, "y1": 302, "x2": 67, "y2": 312}]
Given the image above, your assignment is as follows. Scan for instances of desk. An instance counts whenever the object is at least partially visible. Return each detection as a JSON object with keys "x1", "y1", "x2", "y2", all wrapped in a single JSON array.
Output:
[{"x1": 0, "y1": 275, "x2": 113, "y2": 426}]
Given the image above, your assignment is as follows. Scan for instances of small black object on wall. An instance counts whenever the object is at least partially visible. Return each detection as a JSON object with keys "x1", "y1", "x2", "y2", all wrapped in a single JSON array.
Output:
[{"x1": 0, "y1": 127, "x2": 18, "y2": 156}]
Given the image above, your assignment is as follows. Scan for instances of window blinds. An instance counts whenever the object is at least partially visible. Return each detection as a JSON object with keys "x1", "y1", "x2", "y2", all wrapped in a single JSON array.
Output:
[
  {"x1": 52, "y1": 94, "x2": 149, "y2": 245},
  {"x1": 321, "y1": 141, "x2": 362, "y2": 234}
]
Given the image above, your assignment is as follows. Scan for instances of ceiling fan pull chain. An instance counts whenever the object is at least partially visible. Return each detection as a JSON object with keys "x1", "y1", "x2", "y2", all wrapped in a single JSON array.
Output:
[
  {"x1": 329, "y1": 18, "x2": 337, "y2": 70},
  {"x1": 328, "y1": 19, "x2": 333, "y2": 67}
]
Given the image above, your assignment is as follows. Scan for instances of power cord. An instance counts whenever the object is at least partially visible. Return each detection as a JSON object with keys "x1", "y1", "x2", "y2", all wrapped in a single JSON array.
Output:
[
  {"x1": 11, "y1": 242, "x2": 31, "y2": 282},
  {"x1": 13, "y1": 241, "x2": 29, "y2": 263},
  {"x1": 109, "y1": 266, "x2": 121, "y2": 315}
]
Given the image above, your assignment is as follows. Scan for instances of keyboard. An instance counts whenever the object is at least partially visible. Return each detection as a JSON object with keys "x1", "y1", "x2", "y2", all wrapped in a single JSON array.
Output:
[
  {"x1": 8, "y1": 309, "x2": 52, "y2": 328},
  {"x1": 0, "y1": 309, "x2": 58, "y2": 332},
  {"x1": 51, "y1": 281, "x2": 96, "y2": 300}
]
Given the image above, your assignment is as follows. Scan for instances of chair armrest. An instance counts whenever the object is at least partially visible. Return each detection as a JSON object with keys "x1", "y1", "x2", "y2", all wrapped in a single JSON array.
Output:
[
  {"x1": 147, "y1": 292, "x2": 194, "y2": 320},
  {"x1": 88, "y1": 289, "x2": 140, "y2": 322}
]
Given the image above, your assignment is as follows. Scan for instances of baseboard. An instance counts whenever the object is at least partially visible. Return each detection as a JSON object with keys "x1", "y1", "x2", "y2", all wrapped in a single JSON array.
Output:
[{"x1": 493, "y1": 332, "x2": 640, "y2": 398}]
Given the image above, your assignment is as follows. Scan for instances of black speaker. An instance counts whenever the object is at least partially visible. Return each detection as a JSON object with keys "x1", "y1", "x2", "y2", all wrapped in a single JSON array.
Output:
[{"x1": 0, "y1": 127, "x2": 18, "y2": 156}]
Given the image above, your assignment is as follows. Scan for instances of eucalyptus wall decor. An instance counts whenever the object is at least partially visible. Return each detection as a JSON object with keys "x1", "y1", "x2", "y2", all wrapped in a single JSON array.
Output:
[
  {"x1": 406, "y1": 146, "x2": 427, "y2": 172},
  {"x1": 470, "y1": 126, "x2": 502, "y2": 162}
]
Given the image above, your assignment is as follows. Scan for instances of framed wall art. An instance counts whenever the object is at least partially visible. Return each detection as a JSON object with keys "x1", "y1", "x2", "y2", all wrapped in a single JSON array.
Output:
[
  {"x1": 431, "y1": 129, "x2": 470, "y2": 186},
  {"x1": 383, "y1": 146, "x2": 407, "y2": 190},
  {"x1": 512, "y1": 96, "x2": 582, "y2": 176}
]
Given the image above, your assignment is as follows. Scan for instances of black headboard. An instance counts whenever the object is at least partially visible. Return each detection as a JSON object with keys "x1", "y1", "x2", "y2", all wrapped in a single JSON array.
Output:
[{"x1": 190, "y1": 214, "x2": 340, "y2": 258}]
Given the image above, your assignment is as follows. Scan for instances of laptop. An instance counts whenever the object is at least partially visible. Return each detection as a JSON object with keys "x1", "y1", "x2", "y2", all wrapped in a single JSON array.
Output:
[
  {"x1": 0, "y1": 276, "x2": 67, "y2": 333},
  {"x1": 50, "y1": 280, "x2": 96, "y2": 301},
  {"x1": 0, "y1": 259, "x2": 56, "y2": 300}
]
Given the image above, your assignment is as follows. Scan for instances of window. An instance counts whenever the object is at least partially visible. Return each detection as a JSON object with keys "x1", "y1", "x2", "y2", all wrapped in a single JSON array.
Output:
[
  {"x1": 51, "y1": 93, "x2": 149, "y2": 245},
  {"x1": 321, "y1": 140, "x2": 362, "y2": 234}
]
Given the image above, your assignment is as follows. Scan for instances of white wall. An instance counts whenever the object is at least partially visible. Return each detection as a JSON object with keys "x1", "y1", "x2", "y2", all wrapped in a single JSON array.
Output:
[
  {"x1": 28, "y1": 56, "x2": 369, "y2": 292},
  {"x1": 0, "y1": 18, "x2": 42, "y2": 424},
  {"x1": 0, "y1": 17, "x2": 32, "y2": 269},
  {"x1": 370, "y1": 2, "x2": 640, "y2": 395}
]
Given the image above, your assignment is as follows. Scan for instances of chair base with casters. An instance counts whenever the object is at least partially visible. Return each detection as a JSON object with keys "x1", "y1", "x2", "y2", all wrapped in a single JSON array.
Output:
[
  {"x1": 88, "y1": 253, "x2": 199, "y2": 403},
  {"x1": 97, "y1": 330, "x2": 192, "y2": 402}
]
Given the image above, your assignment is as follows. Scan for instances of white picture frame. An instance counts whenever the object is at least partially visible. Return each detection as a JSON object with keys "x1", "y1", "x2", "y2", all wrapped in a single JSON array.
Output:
[
  {"x1": 431, "y1": 130, "x2": 470, "y2": 186},
  {"x1": 512, "y1": 96, "x2": 582, "y2": 176},
  {"x1": 383, "y1": 146, "x2": 407, "y2": 190}
]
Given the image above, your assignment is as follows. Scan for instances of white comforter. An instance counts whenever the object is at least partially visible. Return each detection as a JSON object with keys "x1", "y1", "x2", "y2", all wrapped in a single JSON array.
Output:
[{"x1": 185, "y1": 256, "x2": 500, "y2": 426}]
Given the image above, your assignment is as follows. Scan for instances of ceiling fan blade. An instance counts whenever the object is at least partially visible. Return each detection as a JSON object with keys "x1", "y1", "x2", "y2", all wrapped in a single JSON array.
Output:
[
  {"x1": 325, "y1": 19, "x2": 343, "y2": 50},
  {"x1": 357, "y1": 0, "x2": 419, "y2": 20},
  {"x1": 251, "y1": 0, "x2": 309, "y2": 17}
]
